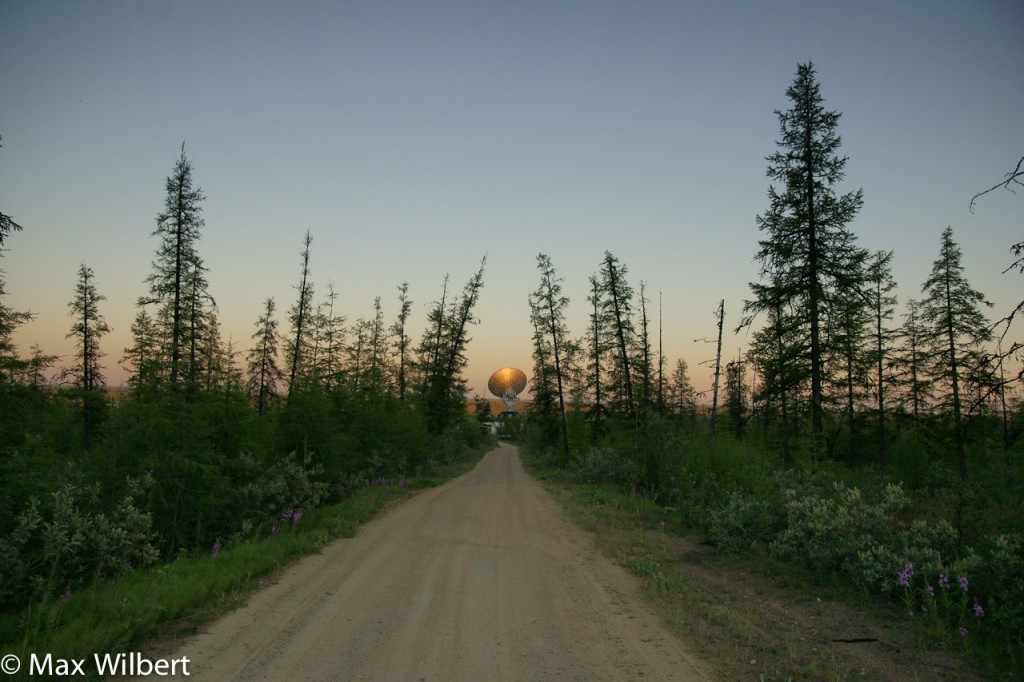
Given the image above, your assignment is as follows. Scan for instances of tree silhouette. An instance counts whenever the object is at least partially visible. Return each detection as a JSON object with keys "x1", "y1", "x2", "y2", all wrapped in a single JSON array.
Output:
[
  {"x1": 920, "y1": 226, "x2": 992, "y2": 478},
  {"x1": 142, "y1": 142, "x2": 208, "y2": 389},
  {"x1": 246, "y1": 297, "x2": 283, "y2": 416},
  {"x1": 743, "y1": 62, "x2": 866, "y2": 459}
]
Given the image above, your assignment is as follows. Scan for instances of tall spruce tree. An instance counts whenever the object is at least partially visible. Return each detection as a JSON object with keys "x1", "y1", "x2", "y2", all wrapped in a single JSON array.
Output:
[
  {"x1": 419, "y1": 259, "x2": 486, "y2": 435},
  {"x1": 66, "y1": 263, "x2": 110, "y2": 392},
  {"x1": 390, "y1": 282, "x2": 413, "y2": 400},
  {"x1": 920, "y1": 226, "x2": 993, "y2": 478},
  {"x1": 246, "y1": 297, "x2": 283, "y2": 416},
  {"x1": 743, "y1": 62, "x2": 866, "y2": 459},
  {"x1": 583, "y1": 274, "x2": 606, "y2": 432},
  {"x1": 598, "y1": 251, "x2": 636, "y2": 420},
  {"x1": 286, "y1": 230, "x2": 315, "y2": 397},
  {"x1": 866, "y1": 250, "x2": 897, "y2": 465},
  {"x1": 530, "y1": 253, "x2": 571, "y2": 463},
  {"x1": 143, "y1": 142, "x2": 208, "y2": 389}
]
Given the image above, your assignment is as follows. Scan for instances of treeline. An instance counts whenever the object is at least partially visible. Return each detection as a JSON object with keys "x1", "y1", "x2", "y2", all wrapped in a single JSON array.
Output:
[
  {"x1": 0, "y1": 140, "x2": 491, "y2": 614},
  {"x1": 522, "y1": 64, "x2": 1023, "y2": 670}
]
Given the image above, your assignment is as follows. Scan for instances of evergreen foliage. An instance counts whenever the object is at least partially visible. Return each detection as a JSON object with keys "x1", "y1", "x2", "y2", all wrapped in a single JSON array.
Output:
[{"x1": 742, "y1": 62, "x2": 867, "y2": 459}]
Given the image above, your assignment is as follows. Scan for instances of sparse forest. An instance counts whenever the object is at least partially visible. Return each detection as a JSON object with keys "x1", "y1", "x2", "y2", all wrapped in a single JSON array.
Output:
[
  {"x1": 522, "y1": 65, "x2": 1023, "y2": 674},
  {"x1": 0, "y1": 141, "x2": 491, "y2": 638},
  {"x1": 0, "y1": 62, "x2": 1021, "y2": 676}
]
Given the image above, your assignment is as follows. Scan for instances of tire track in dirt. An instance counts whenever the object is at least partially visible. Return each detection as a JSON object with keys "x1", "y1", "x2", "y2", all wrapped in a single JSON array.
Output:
[{"x1": 132, "y1": 443, "x2": 711, "y2": 681}]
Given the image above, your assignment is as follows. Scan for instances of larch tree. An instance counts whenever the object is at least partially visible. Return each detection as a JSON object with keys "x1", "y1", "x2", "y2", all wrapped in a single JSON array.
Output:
[
  {"x1": 390, "y1": 282, "x2": 413, "y2": 401},
  {"x1": 666, "y1": 358, "x2": 696, "y2": 420},
  {"x1": 530, "y1": 253, "x2": 571, "y2": 464},
  {"x1": 866, "y1": 249, "x2": 898, "y2": 466},
  {"x1": 743, "y1": 62, "x2": 866, "y2": 459},
  {"x1": 894, "y1": 298, "x2": 931, "y2": 421},
  {"x1": 66, "y1": 263, "x2": 111, "y2": 393},
  {"x1": 286, "y1": 230, "x2": 315, "y2": 397},
  {"x1": 246, "y1": 297, "x2": 283, "y2": 416},
  {"x1": 598, "y1": 251, "x2": 636, "y2": 421},
  {"x1": 920, "y1": 226, "x2": 993, "y2": 478},
  {"x1": 420, "y1": 259, "x2": 487, "y2": 435},
  {"x1": 583, "y1": 274, "x2": 606, "y2": 432},
  {"x1": 122, "y1": 309, "x2": 161, "y2": 395},
  {"x1": 143, "y1": 142, "x2": 208, "y2": 389}
]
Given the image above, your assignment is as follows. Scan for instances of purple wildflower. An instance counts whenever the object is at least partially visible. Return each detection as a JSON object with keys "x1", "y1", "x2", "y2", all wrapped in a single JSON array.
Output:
[
  {"x1": 212, "y1": 541, "x2": 222, "y2": 557},
  {"x1": 958, "y1": 575, "x2": 969, "y2": 592},
  {"x1": 938, "y1": 572, "x2": 949, "y2": 589},
  {"x1": 927, "y1": 584, "x2": 935, "y2": 597},
  {"x1": 59, "y1": 587, "x2": 71, "y2": 604},
  {"x1": 973, "y1": 601, "x2": 984, "y2": 618},
  {"x1": 959, "y1": 625, "x2": 968, "y2": 637},
  {"x1": 272, "y1": 525, "x2": 278, "y2": 535},
  {"x1": 898, "y1": 563, "x2": 914, "y2": 588},
  {"x1": 292, "y1": 511, "x2": 302, "y2": 524}
]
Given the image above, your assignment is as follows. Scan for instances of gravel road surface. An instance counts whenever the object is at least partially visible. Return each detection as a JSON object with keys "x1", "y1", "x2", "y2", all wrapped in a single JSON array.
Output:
[{"x1": 143, "y1": 443, "x2": 711, "y2": 681}]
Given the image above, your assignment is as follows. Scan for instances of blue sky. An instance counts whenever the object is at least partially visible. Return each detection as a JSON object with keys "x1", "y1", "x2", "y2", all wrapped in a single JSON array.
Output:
[{"x1": 1, "y1": 0, "x2": 1021, "y2": 396}]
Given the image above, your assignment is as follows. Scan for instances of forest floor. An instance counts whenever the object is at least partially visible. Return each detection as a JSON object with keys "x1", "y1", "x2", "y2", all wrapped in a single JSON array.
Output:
[{"x1": 123, "y1": 442, "x2": 982, "y2": 681}]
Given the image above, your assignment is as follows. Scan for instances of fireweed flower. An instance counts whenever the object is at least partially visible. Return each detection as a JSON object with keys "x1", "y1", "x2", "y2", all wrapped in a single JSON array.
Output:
[
  {"x1": 282, "y1": 507, "x2": 294, "y2": 521},
  {"x1": 938, "y1": 572, "x2": 949, "y2": 589},
  {"x1": 898, "y1": 563, "x2": 914, "y2": 587},
  {"x1": 959, "y1": 625, "x2": 968, "y2": 637},
  {"x1": 958, "y1": 575, "x2": 969, "y2": 592},
  {"x1": 292, "y1": 511, "x2": 302, "y2": 524},
  {"x1": 973, "y1": 601, "x2": 985, "y2": 618}
]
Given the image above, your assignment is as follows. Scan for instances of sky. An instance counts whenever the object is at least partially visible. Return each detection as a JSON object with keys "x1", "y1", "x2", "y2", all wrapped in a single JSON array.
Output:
[{"x1": 1, "y1": 0, "x2": 1021, "y2": 399}]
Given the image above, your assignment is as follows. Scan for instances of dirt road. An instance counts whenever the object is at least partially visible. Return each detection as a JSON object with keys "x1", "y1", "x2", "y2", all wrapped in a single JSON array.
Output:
[{"x1": 147, "y1": 443, "x2": 711, "y2": 681}]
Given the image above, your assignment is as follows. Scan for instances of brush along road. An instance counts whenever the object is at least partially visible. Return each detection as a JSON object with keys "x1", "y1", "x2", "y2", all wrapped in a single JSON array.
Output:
[{"x1": 143, "y1": 442, "x2": 711, "y2": 681}]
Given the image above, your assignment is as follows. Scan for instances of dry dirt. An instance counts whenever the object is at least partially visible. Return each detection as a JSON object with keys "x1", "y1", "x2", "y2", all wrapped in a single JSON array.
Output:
[{"x1": 132, "y1": 443, "x2": 713, "y2": 681}]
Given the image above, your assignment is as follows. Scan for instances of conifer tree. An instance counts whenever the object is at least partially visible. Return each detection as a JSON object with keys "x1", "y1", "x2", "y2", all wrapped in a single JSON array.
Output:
[
  {"x1": 419, "y1": 259, "x2": 486, "y2": 435},
  {"x1": 666, "y1": 358, "x2": 696, "y2": 420},
  {"x1": 66, "y1": 263, "x2": 110, "y2": 392},
  {"x1": 143, "y1": 142, "x2": 208, "y2": 388},
  {"x1": 583, "y1": 274, "x2": 606, "y2": 432},
  {"x1": 122, "y1": 309, "x2": 161, "y2": 395},
  {"x1": 390, "y1": 282, "x2": 413, "y2": 400},
  {"x1": 866, "y1": 250, "x2": 898, "y2": 465},
  {"x1": 286, "y1": 230, "x2": 315, "y2": 397},
  {"x1": 0, "y1": 135, "x2": 23, "y2": 248},
  {"x1": 920, "y1": 226, "x2": 993, "y2": 478},
  {"x1": 530, "y1": 254, "x2": 571, "y2": 463},
  {"x1": 894, "y1": 298, "x2": 931, "y2": 420},
  {"x1": 743, "y1": 62, "x2": 866, "y2": 459},
  {"x1": 246, "y1": 297, "x2": 282, "y2": 415},
  {"x1": 598, "y1": 252, "x2": 636, "y2": 420}
]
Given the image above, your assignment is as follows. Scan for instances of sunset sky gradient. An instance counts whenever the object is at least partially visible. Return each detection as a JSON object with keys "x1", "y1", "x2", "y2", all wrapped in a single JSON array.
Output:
[{"x1": 1, "y1": 0, "x2": 1021, "y2": 397}]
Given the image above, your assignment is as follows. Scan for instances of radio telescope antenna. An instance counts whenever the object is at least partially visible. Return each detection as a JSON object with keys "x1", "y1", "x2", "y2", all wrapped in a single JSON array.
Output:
[{"x1": 487, "y1": 367, "x2": 528, "y2": 413}]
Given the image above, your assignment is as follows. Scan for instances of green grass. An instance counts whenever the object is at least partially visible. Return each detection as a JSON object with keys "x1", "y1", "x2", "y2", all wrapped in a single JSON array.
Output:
[{"x1": 0, "y1": 446, "x2": 490, "y2": 680}]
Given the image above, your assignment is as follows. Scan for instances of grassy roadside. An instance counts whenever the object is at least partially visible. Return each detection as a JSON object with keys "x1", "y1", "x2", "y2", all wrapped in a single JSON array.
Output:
[
  {"x1": 0, "y1": 446, "x2": 490, "y2": 680},
  {"x1": 523, "y1": 453, "x2": 986, "y2": 682}
]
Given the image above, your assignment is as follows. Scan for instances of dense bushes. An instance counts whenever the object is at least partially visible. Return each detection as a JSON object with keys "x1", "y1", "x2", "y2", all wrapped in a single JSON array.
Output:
[
  {"x1": 526, "y1": 413, "x2": 1024, "y2": 670},
  {"x1": 0, "y1": 381, "x2": 490, "y2": 617}
]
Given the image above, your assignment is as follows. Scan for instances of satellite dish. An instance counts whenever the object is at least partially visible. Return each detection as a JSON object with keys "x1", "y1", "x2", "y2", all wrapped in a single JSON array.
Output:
[{"x1": 488, "y1": 367, "x2": 527, "y2": 412}]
